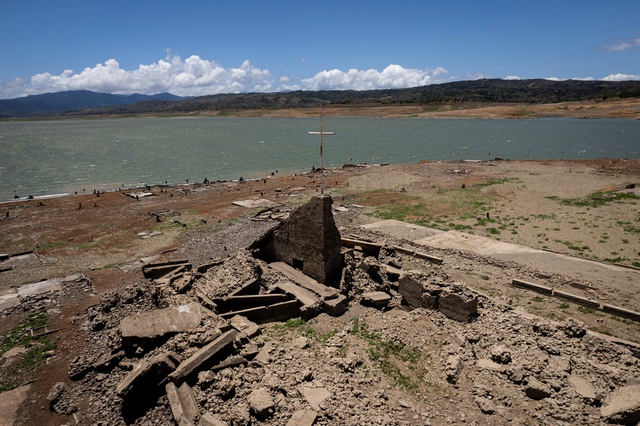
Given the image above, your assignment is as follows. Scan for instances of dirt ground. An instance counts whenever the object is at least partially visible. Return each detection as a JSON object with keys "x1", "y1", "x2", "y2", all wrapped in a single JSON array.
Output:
[
  {"x1": 193, "y1": 97, "x2": 640, "y2": 120},
  {"x1": 1, "y1": 158, "x2": 639, "y2": 425}
]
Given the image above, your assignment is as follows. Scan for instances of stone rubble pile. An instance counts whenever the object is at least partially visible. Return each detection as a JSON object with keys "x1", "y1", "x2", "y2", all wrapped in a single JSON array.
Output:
[{"x1": 44, "y1": 196, "x2": 640, "y2": 425}]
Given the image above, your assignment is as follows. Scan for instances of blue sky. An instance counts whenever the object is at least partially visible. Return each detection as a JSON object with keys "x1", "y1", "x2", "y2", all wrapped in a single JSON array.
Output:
[{"x1": 1, "y1": 0, "x2": 638, "y2": 99}]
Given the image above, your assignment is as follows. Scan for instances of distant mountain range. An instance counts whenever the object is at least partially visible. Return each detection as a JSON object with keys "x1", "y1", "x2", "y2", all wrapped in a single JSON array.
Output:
[
  {"x1": 1, "y1": 79, "x2": 639, "y2": 118},
  {"x1": 0, "y1": 90, "x2": 185, "y2": 117}
]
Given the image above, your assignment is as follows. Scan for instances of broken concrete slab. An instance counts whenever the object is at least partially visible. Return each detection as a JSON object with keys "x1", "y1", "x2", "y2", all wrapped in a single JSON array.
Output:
[
  {"x1": 568, "y1": 375, "x2": 597, "y2": 401},
  {"x1": 0, "y1": 291, "x2": 20, "y2": 312},
  {"x1": 166, "y1": 382, "x2": 200, "y2": 426},
  {"x1": 361, "y1": 291, "x2": 392, "y2": 308},
  {"x1": 142, "y1": 260, "x2": 192, "y2": 279},
  {"x1": 171, "y1": 275, "x2": 193, "y2": 294},
  {"x1": 228, "y1": 278, "x2": 261, "y2": 296},
  {"x1": 269, "y1": 262, "x2": 339, "y2": 300},
  {"x1": 168, "y1": 329, "x2": 238, "y2": 382},
  {"x1": 219, "y1": 300, "x2": 300, "y2": 324},
  {"x1": 120, "y1": 302, "x2": 203, "y2": 344},
  {"x1": 601, "y1": 384, "x2": 640, "y2": 425},
  {"x1": 17, "y1": 276, "x2": 64, "y2": 298},
  {"x1": 270, "y1": 281, "x2": 321, "y2": 320},
  {"x1": 0, "y1": 384, "x2": 31, "y2": 426},
  {"x1": 116, "y1": 351, "x2": 180, "y2": 399},
  {"x1": 286, "y1": 410, "x2": 318, "y2": 426},
  {"x1": 229, "y1": 315, "x2": 261, "y2": 338},
  {"x1": 232, "y1": 199, "x2": 283, "y2": 209},
  {"x1": 301, "y1": 385, "x2": 332, "y2": 411}
]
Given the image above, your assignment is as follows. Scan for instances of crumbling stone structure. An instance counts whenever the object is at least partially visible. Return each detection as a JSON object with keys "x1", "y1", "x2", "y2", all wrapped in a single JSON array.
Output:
[{"x1": 250, "y1": 195, "x2": 343, "y2": 286}]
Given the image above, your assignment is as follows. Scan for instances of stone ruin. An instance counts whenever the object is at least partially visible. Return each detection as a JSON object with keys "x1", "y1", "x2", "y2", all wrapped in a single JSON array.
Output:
[
  {"x1": 249, "y1": 194, "x2": 343, "y2": 286},
  {"x1": 44, "y1": 194, "x2": 640, "y2": 425}
]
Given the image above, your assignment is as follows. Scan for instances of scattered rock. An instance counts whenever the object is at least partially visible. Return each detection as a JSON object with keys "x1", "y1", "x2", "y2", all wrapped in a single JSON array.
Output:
[
  {"x1": 445, "y1": 354, "x2": 463, "y2": 384},
  {"x1": 247, "y1": 387, "x2": 275, "y2": 418},
  {"x1": 490, "y1": 345, "x2": 512, "y2": 364},
  {"x1": 525, "y1": 377, "x2": 552, "y2": 400},
  {"x1": 47, "y1": 382, "x2": 77, "y2": 415}
]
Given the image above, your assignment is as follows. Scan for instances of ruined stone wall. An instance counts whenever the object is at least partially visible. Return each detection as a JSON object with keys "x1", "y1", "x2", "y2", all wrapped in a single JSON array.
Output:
[{"x1": 265, "y1": 195, "x2": 342, "y2": 286}]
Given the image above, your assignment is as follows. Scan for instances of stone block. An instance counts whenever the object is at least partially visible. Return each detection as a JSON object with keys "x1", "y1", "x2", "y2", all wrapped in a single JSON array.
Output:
[
  {"x1": 361, "y1": 291, "x2": 391, "y2": 308},
  {"x1": 568, "y1": 375, "x2": 596, "y2": 401},
  {"x1": 445, "y1": 354, "x2": 463, "y2": 384},
  {"x1": 439, "y1": 291, "x2": 478, "y2": 322},
  {"x1": 525, "y1": 377, "x2": 552, "y2": 400},
  {"x1": 553, "y1": 290, "x2": 600, "y2": 309},
  {"x1": 323, "y1": 294, "x2": 347, "y2": 317},
  {"x1": 120, "y1": 302, "x2": 203, "y2": 344},
  {"x1": 398, "y1": 275, "x2": 424, "y2": 309},
  {"x1": 385, "y1": 264, "x2": 403, "y2": 282},
  {"x1": 601, "y1": 304, "x2": 640, "y2": 322}
]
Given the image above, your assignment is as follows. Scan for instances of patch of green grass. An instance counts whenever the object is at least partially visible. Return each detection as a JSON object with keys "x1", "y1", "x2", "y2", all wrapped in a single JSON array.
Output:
[
  {"x1": 533, "y1": 296, "x2": 544, "y2": 303},
  {"x1": 36, "y1": 241, "x2": 62, "y2": 251},
  {"x1": 622, "y1": 225, "x2": 640, "y2": 234},
  {"x1": 578, "y1": 306, "x2": 597, "y2": 315},
  {"x1": 0, "y1": 311, "x2": 49, "y2": 353},
  {"x1": 350, "y1": 318, "x2": 423, "y2": 393},
  {"x1": 553, "y1": 191, "x2": 640, "y2": 208},
  {"x1": 558, "y1": 303, "x2": 570, "y2": 310},
  {"x1": 487, "y1": 227, "x2": 500, "y2": 235},
  {"x1": 0, "y1": 312, "x2": 57, "y2": 391},
  {"x1": 269, "y1": 318, "x2": 337, "y2": 346}
]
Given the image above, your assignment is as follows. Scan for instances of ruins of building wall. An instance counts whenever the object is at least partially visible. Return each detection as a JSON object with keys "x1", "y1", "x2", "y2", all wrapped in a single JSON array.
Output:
[{"x1": 250, "y1": 195, "x2": 343, "y2": 286}]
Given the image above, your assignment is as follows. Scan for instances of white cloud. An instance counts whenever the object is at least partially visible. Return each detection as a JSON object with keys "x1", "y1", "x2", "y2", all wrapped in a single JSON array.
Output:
[
  {"x1": 604, "y1": 38, "x2": 640, "y2": 52},
  {"x1": 2, "y1": 56, "x2": 277, "y2": 99},
  {"x1": 291, "y1": 65, "x2": 450, "y2": 91},
  {"x1": 0, "y1": 59, "x2": 453, "y2": 99},
  {"x1": 2, "y1": 55, "x2": 640, "y2": 100},
  {"x1": 603, "y1": 73, "x2": 640, "y2": 81}
]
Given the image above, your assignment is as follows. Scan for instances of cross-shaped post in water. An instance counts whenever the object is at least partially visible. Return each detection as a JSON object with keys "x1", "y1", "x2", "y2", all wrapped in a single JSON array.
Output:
[{"x1": 308, "y1": 106, "x2": 335, "y2": 194}]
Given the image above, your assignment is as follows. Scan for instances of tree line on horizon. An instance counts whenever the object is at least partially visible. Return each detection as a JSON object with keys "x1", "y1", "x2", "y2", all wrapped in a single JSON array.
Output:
[{"x1": 2, "y1": 78, "x2": 640, "y2": 118}]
